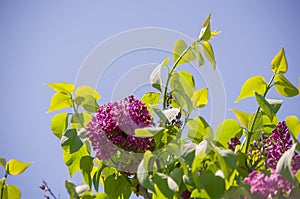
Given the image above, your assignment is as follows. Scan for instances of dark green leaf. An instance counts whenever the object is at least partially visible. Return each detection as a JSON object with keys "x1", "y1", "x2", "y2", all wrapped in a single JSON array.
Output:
[
  {"x1": 198, "y1": 170, "x2": 225, "y2": 199},
  {"x1": 65, "y1": 181, "x2": 78, "y2": 198},
  {"x1": 153, "y1": 173, "x2": 178, "y2": 198},
  {"x1": 61, "y1": 129, "x2": 83, "y2": 153},
  {"x1": 104, "y1": 175, "x2": 132, "y2": 199},
  {"x1": 255, "y1": 92, "x2": 274, "y2": 121},
  {"x1": 80, "y1": 156, "x2": 93, "y2": 188}
]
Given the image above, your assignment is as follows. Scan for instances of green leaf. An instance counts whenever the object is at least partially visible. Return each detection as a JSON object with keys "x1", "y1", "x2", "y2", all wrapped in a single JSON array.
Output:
[
  {"x1": 47, "y1": 82, "x2": 75, "y2": 95},
  {"x1": 266, "y1": 98, "x2": 283, "y2": 115},
  {"x1": 192, "y1": 41, "x2": 205, "y2": 67},
  {"x1": 187, "y1": 116, "x2": 211, "y2": 143},
  {"x1": 80, "y1": 156, "x2": 93, "y2": 188},
  {"x1": 271, "y1": 48, "x2": 288, "y2": 74},
  {"x1": 92, "y1": 164, "x2": 103, "y2": 192},
  {"x1": 94, "y1": 193, "x2": 108, "y2": 199},
  {"x1": 135, "y1": 127, "x2": 165, "y2": 138},
  {"x1": 70, "y1": 112, "x2": 92, "y2": 129},
  {"x1": 191, "y1": 88, "x2": 208, "y2": 108},
  {"x1": 286, "y1": 115, "x2": 300, "y2": 141},
  {"x1": 150, "y1": 105, "x2": 169, "y2": 124},
  {"x1": 141, "y1": 92, "x2": 160, "y2": 107},
  {"x1": 63, "y1": 144, "x2": 89, "y2": 177},
  {"x1": 150, "y1": 64, "x2": 163, "y2": 92},
  {"x1": 199, "y1": 14, "x2": 211, "y2": 41},
  {"x1": 6, "y1": 159, "x2": 31, "y2": 176},
  {"x1": 47, "y1": 92, "x2": 72, "y2": 113},
  {"x1": 276, "y1": 144, "x2": 297, "y2": 185},
  {"x1": 104, "y1": 175, "x2": 132, "y2": 199},
  {"x1": 50, "y1": 112, "x2": 68, "y2": 139},
  {"x1": 173, "y1": 39, "x2": 196, "y2": 66},
  {"x1": 162, "y1": 108, "x2": 180, "y2": 123},
  {"x1": 171, "y1": 70, "x2": 195, "y2": 97},
  {"x1": 2, "y1": 184, "x2": 21, "y2": 199},
  {"x1": 61, "y1": 129, "x2": 83, "y2": 154},
  {"x1": 0, "y1": 157, "x2": 6, "y2": 169},
  {"x1": 65, "y1": 180, "x2": 78, "y2": 199},
  {"x1": 216, "y1": 148, "x2": 237, "y2": 179},
  {"x1": 201, "y1": 41, "x2": 216, "y2": 69},
  {"x1": 235, "y1": 76, "x2": 267, "y2": 102},
  {"x1": 274, "y1": 74, "x2": 299, "y2": 97},
  {"x1": 137, "y1": 160, "x2": 155, "y2": 192},
  {"x1": 255, "y1": 92, "x2": 274, "y2": 121},
  {"x1": 230, "y1": 109, "x2": 251, "y2": 128},
  {"x1": 248, "y1": 112, "x2": 263, "y2": 134},
  {"x1": 214, "y1": 119, "x2": 243, "y2": 148},
  {"x1": 296, "y1": 170, "x2": 300, "y2": 183},
  {"x1": 0, "y1": 178, "x2": 4, "y2": 198},
  {"x1": 198, "y1": 170, "x2": 225, "y2": 199},
  {"x1": 153, "y1": 173, "x2": 178, "y2": 198},
  {"x1": 75, "y1": 85, "x2": 100, "y2": 100}
]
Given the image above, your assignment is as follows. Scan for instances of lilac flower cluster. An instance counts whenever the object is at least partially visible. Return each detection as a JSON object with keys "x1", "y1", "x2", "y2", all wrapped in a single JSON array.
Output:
[
  {"x1": 227, "y1": 136, "x2": 241, "y2": 151},
  {"x1": 244, "y1": 170, "x2": 293, "y2": 198},
  {"x1": 265, "y1": 121, "x2": 293, "y2": 169},
  {"x1": 86, "y1": 95, "x2": 154, "y2": 160},
  {"x1": 244, "y1": 121, "x2": 300, "y2": 198},
  {"x1": 180, "y1": 189, "x2": 191, "y2": 199}
]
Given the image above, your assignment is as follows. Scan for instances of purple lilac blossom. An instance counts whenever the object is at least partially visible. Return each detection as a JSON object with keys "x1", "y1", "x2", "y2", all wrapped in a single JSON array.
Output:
[
  {"x1": 86, "y1": 95, "x2": 154, "y2": 160},
  {"x1": 227, "y1": 136, "x2": 241, "y2": 151},
  {"x1": 180, "y1": 189, "x2": 191, "y2": 199}
]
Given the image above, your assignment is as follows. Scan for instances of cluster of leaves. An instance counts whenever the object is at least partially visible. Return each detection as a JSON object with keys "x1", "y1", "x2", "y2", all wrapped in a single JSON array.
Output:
[
  {"x1": 0, "y1": 158, "x2": 31, "y2": 199},
  {"x1": 44, "y1": 14, "x2": 300, "y2": 199}
]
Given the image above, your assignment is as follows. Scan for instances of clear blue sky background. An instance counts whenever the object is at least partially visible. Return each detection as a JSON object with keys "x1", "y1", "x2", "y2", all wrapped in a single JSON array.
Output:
[{"x1": 0, "y1": 1, "x2": 299, "y2": 198}]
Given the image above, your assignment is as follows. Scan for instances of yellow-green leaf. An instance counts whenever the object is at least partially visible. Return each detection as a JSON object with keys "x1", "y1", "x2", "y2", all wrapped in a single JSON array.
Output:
[
  {"x1": 274, "y1": 74, "x2": 299, "y2": 97},
  {"x1": 191, "y1": 88, "x2": 208, "y2": 108},
  {"x1": 209, "y1": 30, "x2": 221, "y2": 40},
  {"x1": 201, "y1": 41, "x2": 216, "y2": 69},
  {"x1": 6, "y1": 159, "x2": 31, "y2": 176},
  {"x1": 75, "y1": 85, "x2": 100, "y2": 100},
  {"x1": 230, "y1": 109, "x2": 251, "y2": 128},
  {"x1": 271, "y1": 48, "x2": 288, "y2": 74},
  {"x1": 70, "y1": 112, "x2": 92, "y2": 129},
  {"x1": 51, "y1": 112, "x2": 69, "y2": 139},
  {"x1": 255, "y1": 92, "x2": 274, "y2": 121},
  {"x1": 47, "y1": 92, "x2": 72, "y2": 113},
  {"x1": 286, "y1": 116, "x2": 300, "y2": 141},
  {"x1": 199, "y1": 14, "x2": 211, "y2": 41},
  {"x1": 0, "y1": 158, "x2": 6, "y2": 169},
  {"x1": 2, "y1": 184, "x2": 21, "y2": 199},
  {"x1": 192, "y1": 42, "x2": 205, "y2": 67},
  {"x1": 235, "y1": 76, "x2": 267, "y2": 102},
  {"x1": 47, "y1": 82, "x2": 74, "y2": 95},
  {"x1": 173, "y1": 39, "x2": 196, "y2": 66}
]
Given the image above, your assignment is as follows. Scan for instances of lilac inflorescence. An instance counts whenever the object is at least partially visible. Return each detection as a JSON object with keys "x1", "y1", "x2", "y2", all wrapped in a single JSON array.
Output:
[
  {"x1": 86, "y1": 95, "x2": 154, "y2": 160},
  {"x1": 180, "y1": 189, "x2": 191, "y2": 199},
  {"x1": 265, "y1": 121, "x2": 293, "y2": 169},
  {"x1": 244, "y1": 170, "x2": 293, "y2": 198},
  {"x1": 227, "y1": 136, "x2": 241, "y2": 151}
]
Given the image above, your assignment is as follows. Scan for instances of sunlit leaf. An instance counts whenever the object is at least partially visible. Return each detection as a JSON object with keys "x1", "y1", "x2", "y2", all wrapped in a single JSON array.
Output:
[
  {"x1": 271, "y1": 48, "x2": 288, "y2": 74},
  {"x1": 0, "y1": 158, "x2": 6, "y2": 169},
  {"x1": 75, "y1": 85, "x2": 100, "y2": 100},
  {"x1": 141, "y1": 92, "x2": 160, "y2": 107},
  {"x1": 276, "y1": 144, "x2": 297, "y2": 185},
  {"x1": 266, "y1": 98, "x2": 283, "y2": 115},
  {"x1": 171, "y1": 70, "x2": 195, "y2": 97},
  {"x1": 63, "y1": 145, "x2": 89, "y2": 177},
  {"x1": 150, "y1": 105, "x2": 169, "y2": 124},
  {"x1": 47, "y1": 82, "x2": 74, "y2": 95},
  {"x1": 6, "y1": 159, "x2": 31, "y2": 176},
  {"x1": 50, "y1": 112, "x2": 68, "y2": 139},
  {"x1": 187, "y1": 116, "x2": 212, "y2": 143},
  {"x1": 286, "y1": 115, "x2": 300, "y2": 141},
  {"x1": 199, "y1": 14, "x2": 211, "y2": 41},
  {"x1": 94, "y1": 193, "x2": 108, "y2": 199},
  {"x1": 230, "y1": 109, "x2": 251, "y2": 128},
  {"x1": 61, "y1": 129, "x2": 83, "y2": 154},
  {"x1": 192, "y1": 41, "x2": 205, "y2": 67},
  {"x1": 70, "y1": 112, "x2": 92, "y2": 129},
  {"x1": 216, "y1": 148, "x2": 237, "y2": 179},
  {"x1": 153, "y1": 173, "x2": 178, "y2": 198},
  {"x1": 173, "y1": 39, "x2": 196, "y2": 66},
  {"x1": 255, "y1": 92, "x2": 274, "y2": 121},
  {"x1": 201, "y1": 41, "x2": 216, "y2": 69},
  {"x1": 235, "y1": 76, "x2": 267, "y2": 102},
  {"x1": 209, "y1": 30, "x2": 221, "y2": 40},
  {"x1": 191, "y1": 88, "x2": 208, "y2": 108},
  {"x1": 47, "y1": 92, "x2": 72, "y2": 113},
  {"x1": 135, "y1": 127, "x2": 165, "y2": 137},
  {"x1": 2, "y1": 184, "x2": 21, "y2": 199},
  {"x1": 274, "y1": 74, "x2": 299, "y2": 97},
  {"x1": 214, "y1": 119, "x2": 243, "y2": 148}
]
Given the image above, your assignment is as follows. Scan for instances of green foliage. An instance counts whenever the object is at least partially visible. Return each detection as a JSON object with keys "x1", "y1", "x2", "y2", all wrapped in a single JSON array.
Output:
[
  {"x1": 2, "y1": 184, "x2": 21, "y2": 199},
  {"x1": 47, "y1": 92, "x2": 73, "y2": 113},
  {"x1": 173, "y1": 39, "x2": 196, "y2": 67},
  {"x1": 230, "y1": 109, "x2": 251, "y2": 127},
  {"x1": 191, "y1": 88, "x2": 208, "y2": 108},
  {"x1": 201, "y1": 41, "x2": 216, "y2": 69},
  {"x1": 271, "y1": 48, "x2": 288, "y2": 74},
  {"x1": 104, "y1": 174, "x2": 132, "y2": 199},
  {"x1": 235, "y1": 76, "x2": 267, "y2": 102},
  {"x1": 47, "y1": 82, "x2": 75, "y2": 95},
  {"x1": 274, "y1": 74, "x2": 299, "y2": 97},
  {"x1": 51, "y1": 112, "x2": 69, "y2": 139},
  {"x1": 6, "y1": 159, "x2": 31, "y2": 176},
  {"x1": 286, "y1": 115, "x2": 300, "y2": 141}
]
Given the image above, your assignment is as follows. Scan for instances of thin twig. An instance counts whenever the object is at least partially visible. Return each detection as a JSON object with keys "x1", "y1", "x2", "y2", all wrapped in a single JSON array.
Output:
[{"x1": 42, "y1": 180, "x2": 58, "y2": 199}]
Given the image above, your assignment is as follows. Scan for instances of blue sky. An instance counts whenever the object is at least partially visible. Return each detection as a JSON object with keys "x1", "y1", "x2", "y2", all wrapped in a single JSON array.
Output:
[{"x1": 0, "y1": 1, "x2": 299, "y2": 198}]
